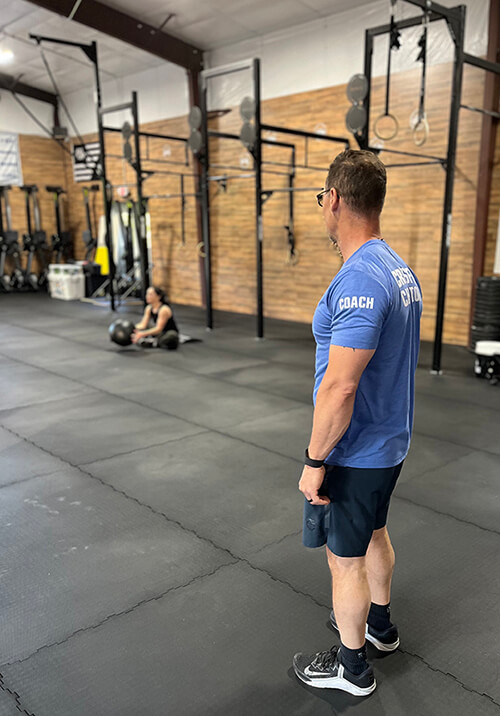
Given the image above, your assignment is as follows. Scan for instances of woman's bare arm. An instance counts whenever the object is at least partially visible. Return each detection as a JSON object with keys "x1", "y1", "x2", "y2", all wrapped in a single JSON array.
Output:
[{"x1": 134, "y1": 306, "x2": 151, "y2": 331}]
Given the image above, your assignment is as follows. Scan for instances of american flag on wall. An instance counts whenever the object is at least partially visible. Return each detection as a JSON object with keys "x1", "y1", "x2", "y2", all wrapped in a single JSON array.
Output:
[{"x1": 72, "y1": 142, "x2": 102, "y2": 182}]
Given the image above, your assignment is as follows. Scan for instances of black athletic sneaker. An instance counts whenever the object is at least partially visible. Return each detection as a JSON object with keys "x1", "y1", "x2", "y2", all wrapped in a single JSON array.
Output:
[
  {"x1": 329, "y1": 610, "x2": 400, "y2": 652},
  {"x1": 293, "y1": 644, "x2": 376, "y2": 696}
]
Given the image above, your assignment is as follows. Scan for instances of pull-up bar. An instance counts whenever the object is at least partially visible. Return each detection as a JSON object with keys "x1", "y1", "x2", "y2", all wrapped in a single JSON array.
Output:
[
  {"x1": 261, "y1": 123, "x2": 350, "y2": 146},
  {"x1": 372, "y1": 145, "x2": 446, "y2": 164},
  {"x1": 103, "y1": 126, "x2": 188, "y2": 144},
  {"x1": 202, "y1": 58, "x2": 254, "y2": 80},
  {"x1": 384, "y1": 161, "x2": 444, "y2": 168},
  {"x1": 461, "y1": 104, "x2": 500, "y2": 121},
  {"x1": 208, "y1": 129, "x2": 295, "y2": 151},
  {"x1": 99, "y1": 101, "x2": 133, "y2": 116}
]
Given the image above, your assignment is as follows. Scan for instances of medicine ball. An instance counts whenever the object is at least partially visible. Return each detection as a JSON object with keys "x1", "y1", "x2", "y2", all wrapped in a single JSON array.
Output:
[{"x1": 109, "y1": 319, "x2": 135, "y2": 346}]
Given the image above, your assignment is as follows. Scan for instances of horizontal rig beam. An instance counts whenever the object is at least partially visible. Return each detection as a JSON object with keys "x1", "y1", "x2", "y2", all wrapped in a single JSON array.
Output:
[
  {"x1": 368, "y1": 11, "x2": 442, "y2": 37},
  {"x1": 0, "y1": 72, "x2": 58, "y2": 106},
  {"x1": 27, "y1": 0, "x2": 203, "y2": 71},
  {"x1": 261, "y1": 123, "x2": 349, "y2": 145},
  {"x1": 463, "y1": 53, "x2": 500, "y2": 76}
]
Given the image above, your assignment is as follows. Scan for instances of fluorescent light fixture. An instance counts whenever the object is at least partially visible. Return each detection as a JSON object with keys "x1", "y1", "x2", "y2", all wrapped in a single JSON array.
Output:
[{"x1": 0, "y1": 48, "x2": 14, "y2": 64}]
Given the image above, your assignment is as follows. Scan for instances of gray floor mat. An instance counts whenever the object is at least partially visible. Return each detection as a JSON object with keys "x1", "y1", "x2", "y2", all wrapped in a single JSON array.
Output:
[
  {"x1": 107, "y1": 372, "x2": 303, "y2": 430},
  {"x1": 398, "y1": 432, "x2": 474, "y2": 484},
  {"x1": 215, "y1": 361, "x2": 316, "y2": 403},
  {"x1": 224, "y1": 404, "x2": 313, "y2": 462},
  {"x1": 0, "y1": 684, "x2": 31, "y2": 716},
  {"x1": 0, "y1": 362, "x2": 93, "y2": 412},
  {"x1": 0, "y1": 467, "x2": 232, "y2": 664},
  {"x1": 396, "y1": 450, "x2": 500, "y2": 532},
  {"x1": 83, "y1": 430, "x2": 303, "y2": 557},
  {"x1": 415, "y1": 371, "x2": 500, "y2": 411},
  {"x1": 0, "y1": 428, "x2": 67, "y2": 488},
  {"x1": 0, "y1": 392, "x2": 204, "y2": 465},
  {"x1": 414, "y1": 393, "x2": 500, "y2": 454},
  {"x1": 3, "y1": 561, "x2": 498, "y2": 716},
  {"x1": 1, "y1": 295, "x2": 499, "y2": 715}
]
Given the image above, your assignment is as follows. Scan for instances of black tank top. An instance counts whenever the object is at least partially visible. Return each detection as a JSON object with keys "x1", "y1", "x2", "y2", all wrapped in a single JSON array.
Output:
[{"x1": 151, "y1": 304, "x2": 178, "y2": 334}]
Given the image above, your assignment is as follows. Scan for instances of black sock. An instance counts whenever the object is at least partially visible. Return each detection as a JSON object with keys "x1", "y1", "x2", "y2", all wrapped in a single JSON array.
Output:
[
  {"x1": 340, "y1": 643, "x2": 368, "y2": 675},
  {"x1": 367, "y1": 602, "x2": 392, "y2": 631}
]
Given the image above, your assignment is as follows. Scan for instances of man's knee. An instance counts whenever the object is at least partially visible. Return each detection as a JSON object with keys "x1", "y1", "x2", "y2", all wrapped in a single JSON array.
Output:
[{"x1": 327, "y1": 547, "x2": 366, "y2": 572}]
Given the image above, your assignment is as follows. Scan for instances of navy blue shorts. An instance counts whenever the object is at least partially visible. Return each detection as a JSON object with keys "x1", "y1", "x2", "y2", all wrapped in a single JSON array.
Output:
[{"x1": 302, "y1": 461, "x2": 404, "y2": 558}]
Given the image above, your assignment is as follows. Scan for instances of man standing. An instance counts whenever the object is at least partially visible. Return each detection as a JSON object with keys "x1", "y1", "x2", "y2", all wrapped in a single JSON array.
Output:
[{"x1": 293, "y1": 150, "x2": 422, "y2": 696}]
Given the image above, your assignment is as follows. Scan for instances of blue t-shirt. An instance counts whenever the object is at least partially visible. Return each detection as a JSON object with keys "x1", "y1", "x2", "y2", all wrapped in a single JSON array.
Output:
[{"x1": 312, "y1": 239, "x2": 422, "y2": 468}]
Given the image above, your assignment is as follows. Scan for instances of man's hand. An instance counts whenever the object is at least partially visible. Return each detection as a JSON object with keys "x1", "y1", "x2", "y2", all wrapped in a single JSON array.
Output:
[{"x1": 298, "y1": 465, "x2": 330, "y2": 506}]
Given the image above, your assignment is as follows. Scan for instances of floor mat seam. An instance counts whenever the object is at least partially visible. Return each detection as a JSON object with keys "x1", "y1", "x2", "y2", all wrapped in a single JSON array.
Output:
[
  {"x1": 0, "y1": 322, "x2": 315, "y2": 406},
  {"x1": 411, "y1": 427, "x2": 500, "y2": 459},
  {"x1": 0, "y1": 350, "x2": 306, "y2": 466},
  {"x1": 0, "y1": 427, "x2": 333, "y2": 639},
  {"x1": 0, "y1": 471, "x2": 65, "y2": 493},
  {"x1": 0, "y1": 560, "x2": 238, "y2": 670},
  {"x1": 397, "y1": 647, "x2": 500, "y2": 708},
  {"x1": 4, "y1": 303, "x2": 497, "y2": 709},
  {"x1": 250, "y1": 528, "x2": 303, "y2": 554},
  {"x1": 1, "y1": 318, "x2": 316, "y2": 374},
  {"x1": 393, "y1": 494, "x2": 500, "y2": 536},
  {"x1": 2, "y1": 344, "x2": 499, "y2": 463},
  {"x1": 0, "y1": 676, "x2": 37, "y2": 715},
  {"x1": 75, "y1": 430, "x2": 210, "y2": 466}
]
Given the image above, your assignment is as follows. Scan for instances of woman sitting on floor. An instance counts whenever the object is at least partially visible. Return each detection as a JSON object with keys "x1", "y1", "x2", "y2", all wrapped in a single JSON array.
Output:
[{"x1": 132, "y1": 286, "x2": 179, "y2": 350}]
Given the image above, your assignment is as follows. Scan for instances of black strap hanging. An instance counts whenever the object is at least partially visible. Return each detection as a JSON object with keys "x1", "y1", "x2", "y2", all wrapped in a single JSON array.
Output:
[
  {"x1": 284, "y1": 224, "x2": 299, "y2": 266},
  {"x1": 374, "y1": 0, "x2": 401, "y2": 141},
  {"x1": 412, "y1": 5, "x2": 430, "y2": 146}
]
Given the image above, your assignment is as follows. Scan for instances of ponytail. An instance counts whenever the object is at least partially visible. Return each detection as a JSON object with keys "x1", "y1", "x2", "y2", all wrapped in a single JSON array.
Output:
[{"x1": 152, "y1": 286, "x2": 168, "y2": 304}]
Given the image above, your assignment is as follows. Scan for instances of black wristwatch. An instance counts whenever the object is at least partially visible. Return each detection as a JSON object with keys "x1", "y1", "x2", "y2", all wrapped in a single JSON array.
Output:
[{"x1": 304, "y1": 448, "x2": 324, "y2": 469}]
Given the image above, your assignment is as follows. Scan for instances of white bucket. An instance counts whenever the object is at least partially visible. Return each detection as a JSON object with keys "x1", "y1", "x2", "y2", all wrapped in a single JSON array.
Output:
[{"x1": 48, "y1": 264, "x2": 85, "y2": 301}]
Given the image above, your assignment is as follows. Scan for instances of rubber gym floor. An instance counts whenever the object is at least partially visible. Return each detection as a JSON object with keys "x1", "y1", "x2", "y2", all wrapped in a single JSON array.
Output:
[{"x1": 0, "y1": 293, "x2": 499, "y2": 716}]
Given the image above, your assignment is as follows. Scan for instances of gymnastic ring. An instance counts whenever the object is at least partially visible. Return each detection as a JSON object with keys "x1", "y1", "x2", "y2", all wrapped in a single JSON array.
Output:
[
  {"x1": 285, "y1": 248, "x2": 299, "y2": 266},
  {"x1": 373, "y1": 113, "x2": 399, "y2": 141},
  {"x1": 197, "y1": 241, "x2": 206, "y2": 258},
  {"x1": 412, "y1": 116, "x2": 429, "y2": 147}
]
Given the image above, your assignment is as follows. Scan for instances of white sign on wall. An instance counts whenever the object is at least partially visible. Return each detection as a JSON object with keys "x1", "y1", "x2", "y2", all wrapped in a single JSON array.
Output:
[{"x1": 0, "y1": 132, "x2": 23, "y2": 186}]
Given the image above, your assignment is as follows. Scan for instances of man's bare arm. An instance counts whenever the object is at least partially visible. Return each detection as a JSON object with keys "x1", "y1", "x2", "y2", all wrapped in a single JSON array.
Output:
[{"x1": 308, "y1": 345, "x2": 375, "y2": 460}]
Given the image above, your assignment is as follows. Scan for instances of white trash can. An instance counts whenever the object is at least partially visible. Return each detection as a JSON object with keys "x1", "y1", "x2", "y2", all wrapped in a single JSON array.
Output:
[{"x1": 48, "y1": 264, "x2": 85, "y2": 301}]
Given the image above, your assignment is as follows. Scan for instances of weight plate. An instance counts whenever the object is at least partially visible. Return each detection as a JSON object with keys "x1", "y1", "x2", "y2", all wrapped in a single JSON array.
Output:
[
  {"x1": 123, "y1": 141, "x2": 133, "y2": 162},
  {"x1": 345, "y1": 105, "x2": 367, "y2": 134},
  {"x1": 240, "y1": 96, "x2": 256, "y2": 121},
  {"x1": 346, "y1": 74, "x2": 369, "y2": 103},
  {"x1": 239, "y1": 121, "x2": 256, "y2": 150},
  {"x1": 188, "y1": 128, "x2": 203, "y2": 155},
  {"x1": 188, "y1": 106, "x2": 202, "y2": 130},
  {"x1": 122, "y1": 121, "x2": 132, "y2": 140}
]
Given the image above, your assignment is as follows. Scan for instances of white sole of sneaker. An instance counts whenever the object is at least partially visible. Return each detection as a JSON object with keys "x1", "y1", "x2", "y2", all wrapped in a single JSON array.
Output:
[
  {"x1": 294, "y1": 665, "x2": 377, "y2": 696},
  {"x1": 365, "y1": 632, "x2": 400, "y2": 652},
  {"x1": 330, "y1": 616, "x2": 399, "y2": 653}
]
